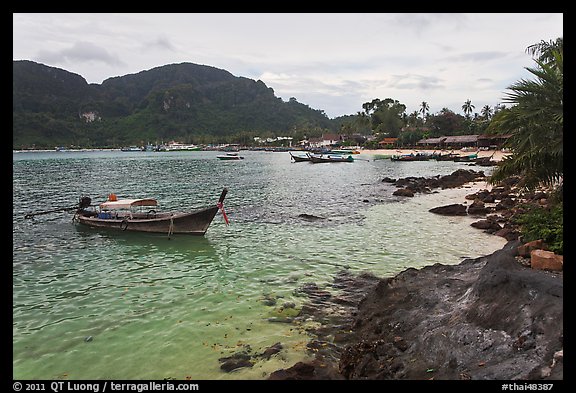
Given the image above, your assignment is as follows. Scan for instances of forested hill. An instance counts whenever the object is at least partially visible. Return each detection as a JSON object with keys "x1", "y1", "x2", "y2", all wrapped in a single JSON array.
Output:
[{"x1": 13, "y1": 60, "x2": 336, "y2": 149}]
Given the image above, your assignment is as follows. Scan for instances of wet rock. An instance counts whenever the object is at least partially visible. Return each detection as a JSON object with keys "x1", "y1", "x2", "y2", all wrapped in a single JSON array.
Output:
[
  {"x1": 219, "y1": 353, "x2": 254, "y2": 372},
  {"x1": 471, "y1": 218, "x2": 502, "y2": 233},
  {"x1": 467, "y1": 199, "x2": 489, "y2": 215},
  {"x1": 392, "y1": 188, "x2": 414, "y2": 197},
  {"x1": 429, "y1": 203, "x2": 468, "y2": 216},
  {"x1": 298, "y1": 213, "x2": 325, "y2": 220},
  {"x1": 259, "y1": 342, "x2": 283, "y2": 360}
]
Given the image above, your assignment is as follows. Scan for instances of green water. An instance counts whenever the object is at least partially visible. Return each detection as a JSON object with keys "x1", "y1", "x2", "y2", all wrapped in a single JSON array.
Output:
[{"x1": 13, "y1": 150, "x2": 506, "y2": 379}]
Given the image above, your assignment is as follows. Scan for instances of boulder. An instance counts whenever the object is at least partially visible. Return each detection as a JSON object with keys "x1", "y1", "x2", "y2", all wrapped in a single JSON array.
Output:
[
  {"x1": 518, "y1": 240, "x2": 549, "y2": 258},
  {"x1": 429, "y1": 203, "x2": 468, "y2": 216},
  {"x1": 393, "y1": 188, "x2": 414, "y2": 197},
  {"x1": 531, "y1": 250, "x2": 563, "y2": 271},
  {"x1": 467, "y1": 199, "x2": 489, "y2": 215}
]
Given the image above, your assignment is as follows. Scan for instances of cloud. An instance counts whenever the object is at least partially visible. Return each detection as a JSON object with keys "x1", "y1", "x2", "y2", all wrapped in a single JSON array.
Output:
[
  {"x1": 386, "y1": 74, "x2": 444, "y2": 90},
  {"x1": 444, "y1": 51, "x2": 509, "y2": 63},
  {"x1": 36, "y1": 41, "x2": 124, "y2": 66},
  {"x1": 141, "y1": 35, "x2": 177, "y2": 52}
]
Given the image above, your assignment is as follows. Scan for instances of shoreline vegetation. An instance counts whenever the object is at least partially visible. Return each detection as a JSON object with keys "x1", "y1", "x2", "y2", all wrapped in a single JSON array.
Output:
[{"x1": 263, "y1": 168, "x2": 563, "y2": 380}]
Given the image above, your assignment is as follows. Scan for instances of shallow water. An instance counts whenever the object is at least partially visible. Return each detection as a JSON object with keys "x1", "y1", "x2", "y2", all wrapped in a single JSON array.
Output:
[{"x1": 13, "y1": 150, "x2": 506, "y2": 379}]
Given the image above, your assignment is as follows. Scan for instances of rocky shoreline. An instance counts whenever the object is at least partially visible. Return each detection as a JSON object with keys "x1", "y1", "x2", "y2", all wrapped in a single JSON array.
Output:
[{"x1": 267, "y1": 169, "x2": 563, "y2": 380}]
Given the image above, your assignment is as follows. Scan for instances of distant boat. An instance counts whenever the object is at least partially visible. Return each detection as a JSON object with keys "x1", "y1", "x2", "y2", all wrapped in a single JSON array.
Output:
[
  {"x1": 160, "y1": 142, "x2": 202, "y2": 151},
  {"x1": 121, "y1": 146, "x2": 144, "y2": 152},
  {"x1": 390, "y1": 153, "x2": 430, "y2": 161},
  {"x1": 453, "y1": 152, "x2": 479, "y2": 162},
  {"x1": 289, "y1": 152, "x2": 311, "y2": 162},
  {"x1": 55, "y1": 146, "x2": 66, "y2": 152},
  {"x1": 217, "y1": 152, "x2": 244, "y2": 160},
  {"x1": 309, "y1": 154, "x2": 354, "y2": 163}
]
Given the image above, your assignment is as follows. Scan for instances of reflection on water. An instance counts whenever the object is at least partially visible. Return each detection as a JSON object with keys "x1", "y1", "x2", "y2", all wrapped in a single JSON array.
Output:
[{"x1": 13, "y1": 150, "x2": 506, "y2": 379}]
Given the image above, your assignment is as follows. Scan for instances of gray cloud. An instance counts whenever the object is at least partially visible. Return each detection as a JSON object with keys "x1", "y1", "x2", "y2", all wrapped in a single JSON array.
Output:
[
  {"x1": 444, "y1": 51, "x2": 509, "y2": 63},
  {"x1": 387, "y1": 74, "x2": 444, "y2": 90},
  {"x1": 142, "y1": 35, "x2": 177, "y2": 52},
  {"x1": 37, "y1": 41, "x2": 124, "y2": 66}
]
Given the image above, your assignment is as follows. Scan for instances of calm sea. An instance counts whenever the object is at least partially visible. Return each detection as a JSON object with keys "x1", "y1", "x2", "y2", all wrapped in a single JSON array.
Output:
[{"x1": 13, "y1": 150, "x2": 506, "y2": 380}]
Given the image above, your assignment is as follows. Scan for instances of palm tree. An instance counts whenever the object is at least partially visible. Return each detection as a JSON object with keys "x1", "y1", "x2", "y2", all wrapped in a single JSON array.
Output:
[
  {"x1": 462, "y1": 99, "x2": 475, "y2": 118},
  {"x1": 480, "y1": 105, "x2": 493, "y2": 121},
  {"x1": 420, "y1": 101, "x2": 429, "y2": 123},
  {"x1": 526, "y1": 38, "x2": 563, "y2": 65},
  {"x1": 488, "y1": 39, "x2": 563, "y2": 189}
]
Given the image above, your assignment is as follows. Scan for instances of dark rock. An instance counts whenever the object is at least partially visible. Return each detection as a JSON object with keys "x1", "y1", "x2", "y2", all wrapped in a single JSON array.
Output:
[
  {"x1": 393, "y1": 188, "x2": 414, "y2": 197},
  {"x1": 269, "y1": 360, "x2": 345, "y2": 380},
  {"x1": 259, "y1": 342, "x2": 283, "y2": 360},
  {"x1": 337, "y1": 241, "x2": 563, "y2": 380},
  {"x1": 429, "y1": 203, "x2": 468, "y2": 216},
  {"x1": 298, "y1": 213, "x2": 325, "y2": 220},
  {"x1": 219, "y1": 353, "x2": 254, "y2": 372},
  {"x1": 467, "y1": 199, "x2": 489, "y2": 215},
  {"x1": 471, "y1": 219, "x2": 502, "y2": 233}
]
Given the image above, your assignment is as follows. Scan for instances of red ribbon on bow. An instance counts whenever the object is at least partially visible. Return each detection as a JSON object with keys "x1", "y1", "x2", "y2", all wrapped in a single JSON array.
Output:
[{"x1": 217, "y1": 202, "x2": 229, "y2": 225}]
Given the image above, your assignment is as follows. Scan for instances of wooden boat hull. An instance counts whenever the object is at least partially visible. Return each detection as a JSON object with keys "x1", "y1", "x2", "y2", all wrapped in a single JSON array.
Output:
[
  {"x1": 309, "y1": 155, "x2": 354, "y2": 163},
  {"x1": 289, "y1": 152, "x2": 311, "y2": 162},
  {"x1": 76, "y1": 206, "x2": 220, "y2": 235}
]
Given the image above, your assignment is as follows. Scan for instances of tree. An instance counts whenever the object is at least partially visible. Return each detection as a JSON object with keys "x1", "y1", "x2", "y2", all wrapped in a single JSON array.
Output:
[
  {"x1": 480, "y1": 105, "x2": 493, "y2": 121},
  {"x1": 420, "y1": 101, "x2": 429, "y2": 123},
  {"x1": 488, "y1": 38, "x2": 563, "y2": 189},
  {"x1": 426, "y1": 108, "x2": 465, "y2": 136},
  {"x1": 462, "y1": 99, "x2": 475, "y2": 118}
]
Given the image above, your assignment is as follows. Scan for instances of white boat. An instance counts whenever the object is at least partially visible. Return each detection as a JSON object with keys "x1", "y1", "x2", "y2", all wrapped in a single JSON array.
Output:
[
  {"x1": 217, "y1": 152, "x2": 244, "y2": 160},
  {"x1": 160, "y1": 142, "x2": 202, "y2": 151},
  {"x1": 121, "y1": 146, "x2": 144, "y2": 152}
]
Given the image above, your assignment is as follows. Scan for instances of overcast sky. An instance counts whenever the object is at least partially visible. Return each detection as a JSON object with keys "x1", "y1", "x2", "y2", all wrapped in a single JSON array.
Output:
[{"x1": 13, "y1": 13, "x2": 563, "y2": 119}]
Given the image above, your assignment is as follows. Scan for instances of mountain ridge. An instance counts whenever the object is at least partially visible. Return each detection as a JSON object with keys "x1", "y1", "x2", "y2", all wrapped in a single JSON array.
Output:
[{"x1": 13, "y1": 60, "x2": 338, "y2": 149}]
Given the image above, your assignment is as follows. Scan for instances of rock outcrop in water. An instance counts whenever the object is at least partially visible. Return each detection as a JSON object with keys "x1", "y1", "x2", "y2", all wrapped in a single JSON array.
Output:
[{"x1": 270, "y1": 241, "x2": 563, "y2": 380}]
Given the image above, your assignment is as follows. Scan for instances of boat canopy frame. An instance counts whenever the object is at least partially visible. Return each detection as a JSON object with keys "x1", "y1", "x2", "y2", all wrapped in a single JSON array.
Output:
[{"x1": 99, "y1": 198, "x2": 158, "y2": 211}]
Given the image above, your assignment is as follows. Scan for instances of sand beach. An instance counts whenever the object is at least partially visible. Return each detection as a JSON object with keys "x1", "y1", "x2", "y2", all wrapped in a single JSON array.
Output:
[{"x1": 359, "y1": 148, "x2": 511, "y2": 162}]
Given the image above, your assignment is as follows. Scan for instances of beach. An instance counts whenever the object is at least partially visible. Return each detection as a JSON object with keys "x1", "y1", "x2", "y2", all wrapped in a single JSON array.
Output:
[{"x1": 359, "y1": 148, "x2": 511, "y2": 162}]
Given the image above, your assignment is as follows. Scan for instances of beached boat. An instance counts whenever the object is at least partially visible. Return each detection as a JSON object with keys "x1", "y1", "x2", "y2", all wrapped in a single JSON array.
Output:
[
  {"x1": 217, "y1": 152, "x2": 244, "y2": 160},
  {"x1": 390, "y1": 153, "x2": 430, "y2": 161},
  {"x1": 435, "y1": 152, "x2": 461, "y2": 161},
  {"x1": 73, "y1": 189, "x2": 228, "y2": 236},
  {"x1": 453, "y1": 152, "x2": 479, "y2": 162},
  {"x1": 309, "y1": 154, "x2": 354, "y2": 163}
]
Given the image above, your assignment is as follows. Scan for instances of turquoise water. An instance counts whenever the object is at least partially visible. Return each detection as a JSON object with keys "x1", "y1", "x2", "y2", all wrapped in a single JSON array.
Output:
[{"x1": 13, "y1": 150, "x2": 506, "y2": 380}]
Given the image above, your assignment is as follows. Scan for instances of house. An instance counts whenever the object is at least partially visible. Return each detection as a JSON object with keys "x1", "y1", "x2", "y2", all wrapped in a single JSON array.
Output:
[
  {"x1": 307, "y1": 133, "x2": 342, "y2": 148},
  {"x1": 417, "y1": 135, "x2": 479, "y2": 148},
  {"x1": 477, "y1": 134, "x2": 512, "y2": 149},
  {"x1": 378, "y1": 137, "x2": 398, "y2": 147}
]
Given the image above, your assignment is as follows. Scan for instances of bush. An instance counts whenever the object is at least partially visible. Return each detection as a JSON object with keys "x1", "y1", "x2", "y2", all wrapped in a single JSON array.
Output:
[{"x1": 514, "y1": 203, "x2": 563, "y2": 255}]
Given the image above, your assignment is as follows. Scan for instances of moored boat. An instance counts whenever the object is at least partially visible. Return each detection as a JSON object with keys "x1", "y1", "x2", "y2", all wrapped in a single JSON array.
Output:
[
  {"x1": 289, "y1": 152, "x2": 311, "y2": 162},
  {"x1": 121, "y1": 146, "x2": 144, "y2": 152},
  {"x1": 390, "y1": 153, "x2": 430, "y2": 161},
  {"x1": 217, "y1": 152, "x2": 244, "y2": 160},
  {"x1": 309, "y1": 154, "x2": 354, "y2": 163},
  {"x1": 73, "y1": 189, "x2": 228, "y2": 236}
]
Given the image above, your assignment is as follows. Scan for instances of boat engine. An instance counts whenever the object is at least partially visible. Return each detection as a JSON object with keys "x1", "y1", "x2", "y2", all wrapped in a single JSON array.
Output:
[{"x1": 78, "y1": 196, "x2": 92, "y2": 209}]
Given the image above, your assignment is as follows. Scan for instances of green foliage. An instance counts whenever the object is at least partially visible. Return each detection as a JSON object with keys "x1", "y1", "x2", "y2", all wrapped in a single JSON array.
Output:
[
  {"x1": 13, "y1": 61, "x2": 337, "y2": 149},
  {"x1": 514, "y1": 204, "x2": 563, "y2": 255},
  {"x1": 488, "y1": 38, "x2": 563, "y2": 190}
]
